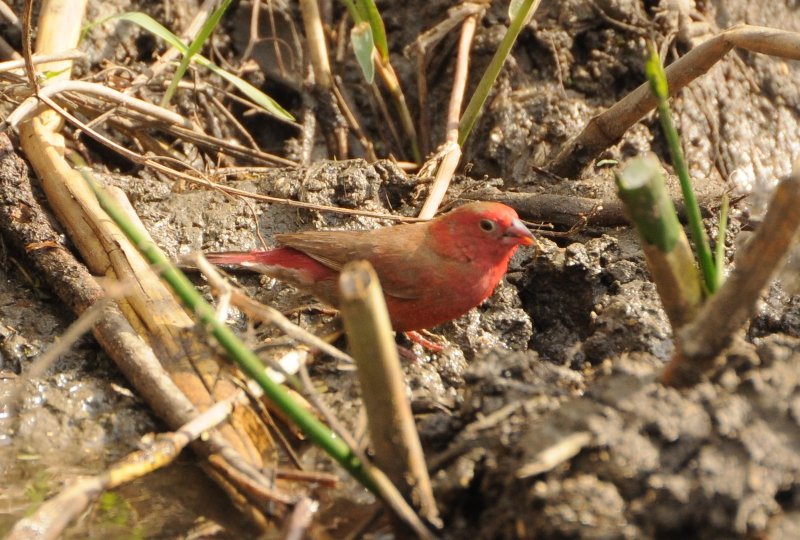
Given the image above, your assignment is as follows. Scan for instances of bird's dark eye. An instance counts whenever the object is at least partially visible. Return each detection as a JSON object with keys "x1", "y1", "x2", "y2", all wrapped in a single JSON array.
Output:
[{"x1": 479, "y1": 219, "x2": 496, "y2": 232}]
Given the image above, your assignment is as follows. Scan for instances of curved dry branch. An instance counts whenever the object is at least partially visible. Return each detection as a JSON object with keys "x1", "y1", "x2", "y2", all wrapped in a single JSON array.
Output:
[{"x1": 548, "y1": 25, "x2": 800, "y2": 178}]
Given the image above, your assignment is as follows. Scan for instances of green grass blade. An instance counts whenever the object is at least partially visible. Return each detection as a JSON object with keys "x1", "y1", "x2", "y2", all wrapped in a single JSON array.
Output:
[
  {"x1": 105, "y1": 12, "x2": 294, "y2": 121},
  {"x1": 162, "y1": 0, "x2": 233, "y2": 106},
  {"x1": 458, "y1": 0, "x2": 542, "y2": 145},
  {"x1": 509, "y1": 0, "x2": 536, "y2": 25},
  {"x1": 645, "y1": 46, "x2": 717, "y2": 293},
  {"x1": 616, "y1": 154, "x2": 703, "y2": 328},
  {"x1": 341, "y1": 0, "x2": 361, "y2": 22},
  {"x1": 357, "y1": 0, "x2": 389, "y2": 62},
  {"x1": 351, "y1": 21, "x2": 375, "y2": 84},
  {"x1": 106, "y1": 12, "x2": 189, "y2": 53},
  {"x1": 186, "y1": 0, "x2": 232, "y2": 59},
  {"x1": 715, "y1": 194, "x2": 729, "y2": 286},
  {"x1": 198, "y1": 58, "x2": 295, "y2": 120}
]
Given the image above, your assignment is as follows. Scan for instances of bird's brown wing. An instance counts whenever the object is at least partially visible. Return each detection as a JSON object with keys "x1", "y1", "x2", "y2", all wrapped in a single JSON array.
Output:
[
  {"x1": 274, "y1": 230, "x2": 359, "y2": 271},
  {"x1": 275, "y1": 223, "x2": 432, "y2": 300}
]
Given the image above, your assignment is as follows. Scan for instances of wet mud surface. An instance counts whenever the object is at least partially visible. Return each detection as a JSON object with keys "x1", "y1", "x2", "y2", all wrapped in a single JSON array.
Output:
[{"x1": 2, "y1": 0, "x2": 800, "y2": 538}]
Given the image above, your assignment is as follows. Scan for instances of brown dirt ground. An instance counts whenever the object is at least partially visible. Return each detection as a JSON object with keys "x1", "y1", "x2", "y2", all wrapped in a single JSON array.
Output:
[{"x1": 2, "y1": 0, "x2": 800, "y2": 538}]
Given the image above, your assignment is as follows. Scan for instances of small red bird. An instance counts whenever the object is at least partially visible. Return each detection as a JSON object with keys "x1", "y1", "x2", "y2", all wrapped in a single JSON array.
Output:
[{"x1": 205, "y1": 202, "x2": 535, "y2": 332}]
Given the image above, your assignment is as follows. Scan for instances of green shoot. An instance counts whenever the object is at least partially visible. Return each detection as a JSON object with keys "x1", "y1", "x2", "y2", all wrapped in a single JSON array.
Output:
[
  {"x1": 355, "y1": 0, "x2": 389, "y2": 62},
  {"x1": 161, "y1": 0, "x2": 233, "y2": 106},
  {"x1": 341, "y1": 0, "x2": 361, "y2": 22},
  {"x1": 351, "y1": 21, "x2": 375, "y2": 83},
  {"x1": 99, "y1": 13, "x2": 294, "y2": 121},
  {"x1": 715, "y1": 194, "x2": 729, "y2": 286},
  {"x1": 341, "y1": 0, "x2": 388, "y2": 64},
  {"x1": 645, "y1": 45, "x2": 717, "y2": 294},
  {"x1": 616, "y1": 154, "x2": 703, "y2": 328},
  {"x1": 458, "y1": 0, "x2": 542, "y2": 145},
  {"x1": 340, "y1": 0, "x2": 420, "y2": 162}
]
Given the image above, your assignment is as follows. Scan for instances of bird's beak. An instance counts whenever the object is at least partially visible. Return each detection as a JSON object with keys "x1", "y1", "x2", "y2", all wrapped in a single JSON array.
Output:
[{"x1": 504, "y1": 219, "x2": 536, "y2": 246}]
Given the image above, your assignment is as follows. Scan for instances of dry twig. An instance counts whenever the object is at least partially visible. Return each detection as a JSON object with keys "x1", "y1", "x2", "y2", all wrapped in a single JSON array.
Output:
[
  {"x1": 418, "y1": 14, "x2": 478, "y2": 219},
  {"x1": 549, "y1": 25, "x2": 800, "y2": 177}
]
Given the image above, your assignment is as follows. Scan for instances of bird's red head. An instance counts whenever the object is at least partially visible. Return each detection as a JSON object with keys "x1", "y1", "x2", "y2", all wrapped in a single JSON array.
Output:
[{"x1": 429, "y1": 202, "x2": 536, "y2": 262}]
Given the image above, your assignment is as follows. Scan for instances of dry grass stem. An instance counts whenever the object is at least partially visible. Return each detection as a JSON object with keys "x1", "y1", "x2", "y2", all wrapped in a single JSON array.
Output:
[
  {"x1": 299, "y1": 0, "x2": 348, "y2": 158},
  {"x1": 300, "y1": 0, "x2": 333, "y2": 90},
  {"x1": 0, "y1": 49, "x2": 83, "y2": 72},
  {"x1": 332, "y1": 78, "x2": 379, "y2": 161},
  {"x1": 280, "y1": 497, "x2": 318, "y2": 540},
  {"x1": 418, "y1": 14, "x2": 477, "y2": 219},
  {"x1": 410, "y1": 2, "x2": 488, "y2": 154},
  {"x1": 339, "y1": 261, "x2": 439, "y2": 529},
  {"x1": 516, "y1": 432, "x2": 593, "y2": 479},
  {"x1": 6, "y1": 79, "x2": 197, "y2": 130},
  {"x1": 24, "y1": 92, "x2": 417, "y2": 221},
  {"x1": 16, "y1": 16, "x2": 277, "y2": 514},
  {"x1": 0, "y1": 138, "x2": 290, "y2": 526}
]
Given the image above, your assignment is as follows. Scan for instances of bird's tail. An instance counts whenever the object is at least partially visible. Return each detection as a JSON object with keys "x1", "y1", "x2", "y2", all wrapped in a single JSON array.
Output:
[
  {"x1": 204, "y1": 248, "x2": 336, "y2": 283},
  {"x1": 204, "y1": 250, "x2": 265, "y2": 266},
  {"x1": 205, "y1": 247, "x2": 317, "y2": 267}
]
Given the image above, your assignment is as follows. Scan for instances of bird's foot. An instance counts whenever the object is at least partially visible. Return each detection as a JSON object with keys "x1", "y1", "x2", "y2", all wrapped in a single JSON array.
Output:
[{"x1": 403, "y1": 330, "x2": 445, "y2": 353}]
